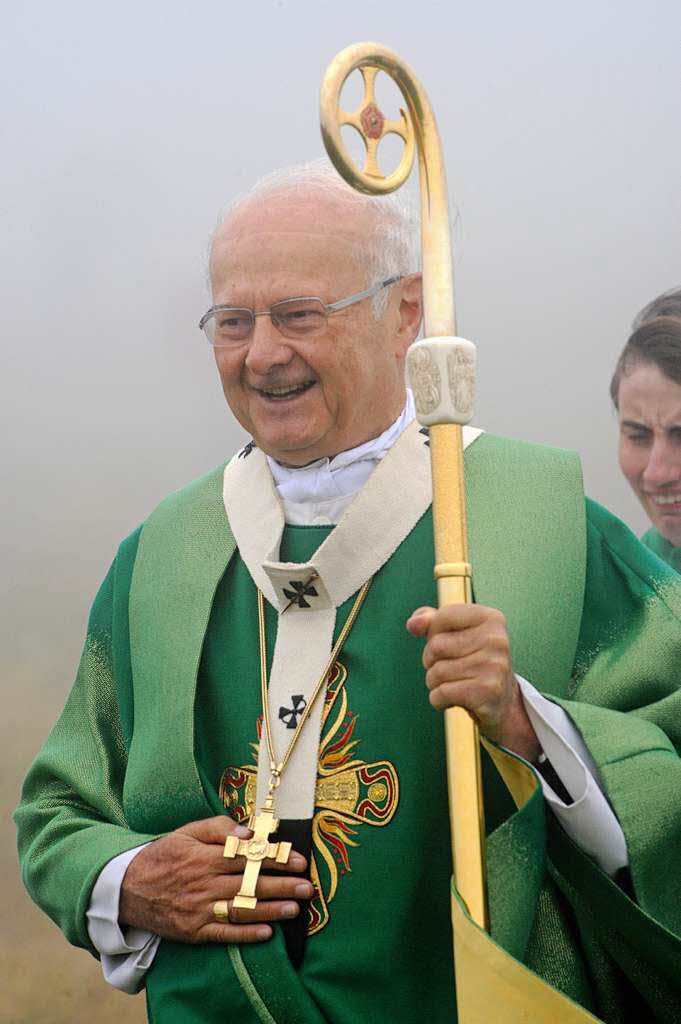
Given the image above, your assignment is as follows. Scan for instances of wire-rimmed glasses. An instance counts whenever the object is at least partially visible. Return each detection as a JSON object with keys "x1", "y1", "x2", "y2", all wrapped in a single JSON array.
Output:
[{"x1": 198, "y1": 276, "x2": 401, "y2": 347}]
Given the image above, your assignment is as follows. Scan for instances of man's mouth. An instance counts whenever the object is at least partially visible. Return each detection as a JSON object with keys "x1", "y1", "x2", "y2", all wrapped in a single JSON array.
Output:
[
  {"x1": 647, "y1": 492, "x2": 681, "y2": 507},
  {"x1": 254, "y1": 381, "x2": 316, "y2": 400}
]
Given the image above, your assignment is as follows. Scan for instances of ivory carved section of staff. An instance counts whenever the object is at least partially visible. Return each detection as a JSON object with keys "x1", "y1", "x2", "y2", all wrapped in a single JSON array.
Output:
[{"x1": 320, "y1": 42, "x2": 488, "y2": 933}]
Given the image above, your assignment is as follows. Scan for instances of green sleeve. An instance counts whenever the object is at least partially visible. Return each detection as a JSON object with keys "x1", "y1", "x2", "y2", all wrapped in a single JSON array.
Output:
[
  {"x1": 554, "y1": 498, "x2": 681, "y2": 937},
  {"x1": 14, "y1": 526, "x2": 159, "y2": 954}
]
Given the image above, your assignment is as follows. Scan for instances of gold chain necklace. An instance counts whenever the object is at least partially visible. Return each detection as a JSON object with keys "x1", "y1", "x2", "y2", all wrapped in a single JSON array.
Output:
[{"x1": 222, "y1": 577, "x2": 372, "y2": 910}]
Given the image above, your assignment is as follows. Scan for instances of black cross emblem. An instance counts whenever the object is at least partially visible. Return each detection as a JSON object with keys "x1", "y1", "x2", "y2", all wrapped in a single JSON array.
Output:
[
  {"x1": 419, "y1": 426, "x2": 430, "y2": 447},
  {"x1": 282, "y1": 575, "x2": 318, "y2": 610},
  {"x1": 238, "y1": 440, "x2": 257, "y2": 459},
  {"x1": 279, "y1": 694, "x2": 307, "y2": 729}
]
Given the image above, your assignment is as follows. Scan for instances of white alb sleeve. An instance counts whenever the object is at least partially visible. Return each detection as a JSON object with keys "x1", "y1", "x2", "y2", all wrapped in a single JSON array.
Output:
[
  {"x1": 86, "y1": 844, "x2": 160, "y2": 994},
  {"x1": 517, "y1": 677, "x2": 629, "y2": 877},
  {"x1": 85, "y1": 679, "x2": 628, "y2": 995}
]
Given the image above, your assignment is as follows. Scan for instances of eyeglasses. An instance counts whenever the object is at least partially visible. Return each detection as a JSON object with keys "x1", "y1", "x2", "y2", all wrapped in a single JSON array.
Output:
[{"x1": 198, "y1": 276, "x2": 401, "y2": 347}]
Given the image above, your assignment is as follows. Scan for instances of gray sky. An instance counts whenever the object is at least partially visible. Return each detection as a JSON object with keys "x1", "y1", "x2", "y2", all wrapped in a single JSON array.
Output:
[{"x1": 3, "y1": 0, "x2": 681, "y2": 699}]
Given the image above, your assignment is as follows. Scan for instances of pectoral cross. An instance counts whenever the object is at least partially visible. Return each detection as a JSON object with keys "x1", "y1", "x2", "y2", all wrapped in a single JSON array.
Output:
[{"x1": 223, "y1": 789, "x2": 292, "y2": 910}]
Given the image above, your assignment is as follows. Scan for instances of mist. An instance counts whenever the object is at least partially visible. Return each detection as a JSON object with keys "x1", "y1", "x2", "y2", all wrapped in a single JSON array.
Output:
[{"x1": 3, "y1": 1, "x2": 680, "y2": 1017}]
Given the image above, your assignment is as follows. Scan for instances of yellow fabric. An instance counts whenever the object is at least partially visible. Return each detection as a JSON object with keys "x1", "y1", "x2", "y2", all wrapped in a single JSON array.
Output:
[
  {"x1": 453, "y1": 888, "x2": 602, "y2": 1023},
  {"x1": 455, "y1": 743, "x2": 603, "y2": 1021}
]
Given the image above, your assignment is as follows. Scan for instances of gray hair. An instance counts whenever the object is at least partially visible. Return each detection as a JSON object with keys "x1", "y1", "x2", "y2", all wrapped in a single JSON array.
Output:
[
  {"x1": 631, "y1": 285, "x2": 681, "y2": 331},
  {"x1": 207, "y1": 158, "x2": 420, "y2": 318}
]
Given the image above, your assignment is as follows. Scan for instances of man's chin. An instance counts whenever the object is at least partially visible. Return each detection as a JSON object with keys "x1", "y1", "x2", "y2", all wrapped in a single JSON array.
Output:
[
  {"x1": 254, "y1": 432, "x2": 332, "y2": 467},
  {"x1": 648, "y1": 508, "x2": 681, "y2": 548},
  {"x1": 658, "y1": 522, "x2": 681, "y2": 549}
]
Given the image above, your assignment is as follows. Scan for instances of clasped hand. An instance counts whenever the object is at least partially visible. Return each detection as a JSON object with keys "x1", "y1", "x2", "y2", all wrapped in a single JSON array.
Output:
[
  {"x1": 406, "y1": 602, "x2": 540, "y2": 762},
  {"x1": 119, "y1": 816, "x2": 312, "y2": 944}
]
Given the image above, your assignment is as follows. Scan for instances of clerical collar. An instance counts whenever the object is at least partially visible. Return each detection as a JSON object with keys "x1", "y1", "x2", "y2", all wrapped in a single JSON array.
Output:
[{"x1": 267, "y1": 390, "x2": 416, "y2": 525}]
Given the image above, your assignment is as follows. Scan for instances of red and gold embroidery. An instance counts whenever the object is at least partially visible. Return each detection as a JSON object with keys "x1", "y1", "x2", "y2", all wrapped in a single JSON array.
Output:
[{"x1": 219, "y1": 661, "x2": 399, "y2": 935}]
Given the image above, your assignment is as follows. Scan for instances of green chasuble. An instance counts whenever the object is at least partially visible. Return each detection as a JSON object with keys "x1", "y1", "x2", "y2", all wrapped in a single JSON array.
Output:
[
  {"x1": 14, "y1": 430, "x2": 681, "y2": 1024},
  {"x1": 642, "y1": 526, "x2": 681, "y2": 574}
]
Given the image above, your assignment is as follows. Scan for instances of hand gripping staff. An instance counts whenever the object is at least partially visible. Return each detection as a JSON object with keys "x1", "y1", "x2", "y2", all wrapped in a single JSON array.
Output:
[
  {"x1": 321, "y1": 29, "x2": 486, "y2": 977},
  {"x1": 320, "y1": 43, "x2": 602, "y2": 1024}
]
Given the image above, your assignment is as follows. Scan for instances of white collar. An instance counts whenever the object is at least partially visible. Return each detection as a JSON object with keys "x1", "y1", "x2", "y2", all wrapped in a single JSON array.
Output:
[{"x1": 266, "y1": 390, "x2": 416, "y2": 520}]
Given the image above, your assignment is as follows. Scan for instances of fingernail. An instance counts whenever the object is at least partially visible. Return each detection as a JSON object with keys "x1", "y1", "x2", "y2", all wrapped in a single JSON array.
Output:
[
  {"x1": 289, "y1": 853, "x2": 306, "y2": 869},
  {"x1": 281, "y1": 902, "x2": 299, "y2": 918},
  {"x1": 256, "y1": 926, "x2": 271, "y2": 940},
  {"x1": 234, "y1": 824, "x2": 251, "y2": 838},
  {"x1": 295, "y1": 882, "x2": 313, "y2": 898}
]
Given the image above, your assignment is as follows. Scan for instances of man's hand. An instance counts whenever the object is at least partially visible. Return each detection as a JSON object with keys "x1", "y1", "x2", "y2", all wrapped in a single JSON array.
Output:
[
  {"x1": 119, "y1": 815, "x2": 313, "y2": 945},
  {"x1": 406, "y1": 603, "x2": 540, "y2": 762}
]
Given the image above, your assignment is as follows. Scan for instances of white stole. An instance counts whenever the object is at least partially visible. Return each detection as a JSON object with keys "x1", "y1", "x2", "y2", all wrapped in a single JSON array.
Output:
[{"x1": 222, "y1": 421, "x2": 483, "y2": 819}]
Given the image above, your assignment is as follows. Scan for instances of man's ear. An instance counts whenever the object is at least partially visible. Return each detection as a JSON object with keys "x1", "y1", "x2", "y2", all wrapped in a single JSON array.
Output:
[{"x1": 395, "y1": 273, "x2": 423, "y2": 354}]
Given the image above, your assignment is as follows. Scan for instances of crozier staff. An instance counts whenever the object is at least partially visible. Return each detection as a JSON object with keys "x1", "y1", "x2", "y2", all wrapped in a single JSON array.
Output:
[
  {"x1": 15, "y1": 161, "x2": 681, "y2": 1023},
  {"x1": 321, "y1": 41, "x2": 490, "y2": 938}
]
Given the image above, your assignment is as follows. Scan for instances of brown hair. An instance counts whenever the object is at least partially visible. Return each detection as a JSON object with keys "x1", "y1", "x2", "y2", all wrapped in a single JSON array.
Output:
[
  {"x1": 632, "y1": 286, "x2": 681, "y2": 331},
  {"x1": 610, "y1": 316, "x2": 681, "y2": 408}
]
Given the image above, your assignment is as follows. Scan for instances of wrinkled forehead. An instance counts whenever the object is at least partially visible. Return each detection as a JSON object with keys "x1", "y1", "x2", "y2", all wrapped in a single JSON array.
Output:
[
  {"x1": 618, "y1": 361, "x2": 681, "y2": 424},
  {"x1": 210, "y1": 190, "x2": 374, "y2": 294}
]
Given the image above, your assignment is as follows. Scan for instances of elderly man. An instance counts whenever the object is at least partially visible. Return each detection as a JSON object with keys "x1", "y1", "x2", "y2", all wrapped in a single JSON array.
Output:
[{"x1": 16, "y1": 163, "x2": 681, "y2": 1023}]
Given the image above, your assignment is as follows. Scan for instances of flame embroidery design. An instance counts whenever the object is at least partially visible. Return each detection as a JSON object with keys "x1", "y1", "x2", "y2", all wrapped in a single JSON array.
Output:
[{"x1": 219, "y1": 661, "x2": 400, "y2": 935}]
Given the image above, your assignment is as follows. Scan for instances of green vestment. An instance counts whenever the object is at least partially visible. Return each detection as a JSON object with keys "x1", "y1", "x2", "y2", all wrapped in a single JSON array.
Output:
[
  {"x1": 15, "y1": 432, "x2": 681, "y2": 1023},
  {"x1": 642, "y1": 526, "x2": 681, "y2": 573}
]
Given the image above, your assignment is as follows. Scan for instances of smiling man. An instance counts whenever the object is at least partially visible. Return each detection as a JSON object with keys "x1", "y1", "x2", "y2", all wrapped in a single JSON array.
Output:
[
  {"x1": 612, "y1": 314, "x2": 681, "y2": 568},
  {"x1": 15, "y1": 162, "x2": 681, "y2": 1023},
  {"x1": 206, "y1": 189, "x2": 421, "y2": 468}
]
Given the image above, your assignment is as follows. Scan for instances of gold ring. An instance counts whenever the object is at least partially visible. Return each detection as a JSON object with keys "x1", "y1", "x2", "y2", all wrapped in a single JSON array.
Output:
[{"x1": 212, "y1": 900, "x2": 230, "y2": 922}]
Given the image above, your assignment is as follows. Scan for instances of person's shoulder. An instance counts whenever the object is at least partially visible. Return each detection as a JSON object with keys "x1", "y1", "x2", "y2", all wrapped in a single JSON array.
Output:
[
  {"x1": 114, "y1": 461, "x2": 231, "y2": 563},
  {"x1": 585, "y1": 497, "x2": 681, "y2": 613},
  {"x1": 467, "y1": 431, "x2": 583, "y2": 492},
  {"x1": 146, "y1": 462, "x2": 227, "y2": 520},
  {"x1": 473, "y1": 430, "x2": 579, "y2": 463},
  {"x1": 585, "y1": 497, "x2": 650, "y2": 554}
]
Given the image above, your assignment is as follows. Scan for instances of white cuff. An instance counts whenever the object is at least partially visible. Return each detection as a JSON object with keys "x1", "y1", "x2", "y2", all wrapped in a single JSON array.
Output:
[
  {"x1": 517, "y1": 677, "x2": 629, "y2": 877},
  {"x1": 86, "y1": 844, "x2": 160, "y2": 994}
]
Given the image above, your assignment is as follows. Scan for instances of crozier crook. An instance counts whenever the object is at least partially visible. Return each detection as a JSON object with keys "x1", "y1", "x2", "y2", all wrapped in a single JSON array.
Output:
[{"x1": 320, "y1": 42, "x2": 488, "y2": 944}]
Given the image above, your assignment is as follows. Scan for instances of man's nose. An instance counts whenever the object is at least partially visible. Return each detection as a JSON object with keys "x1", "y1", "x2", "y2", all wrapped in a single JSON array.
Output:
[
  {"x1": 642, "y1": 439, "x2": 681, "y2": 488},
  {"x1": 244, "y1": 315, "x2": 293, "y2": 374}
]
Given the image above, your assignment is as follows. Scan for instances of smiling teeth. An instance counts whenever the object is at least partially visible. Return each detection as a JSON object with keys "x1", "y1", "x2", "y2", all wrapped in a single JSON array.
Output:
[
  {"x1": 650, "y1": 494, "x2": 681, "y2": 505},
  {"x1": 261, "y1": 383, "x2": 311, "y2": 396}
]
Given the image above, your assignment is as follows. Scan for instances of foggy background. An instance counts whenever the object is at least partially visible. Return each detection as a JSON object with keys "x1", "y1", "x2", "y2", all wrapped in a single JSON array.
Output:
[{"x1": 2, "y1": 0, "x2": 680, "y2": 1018}]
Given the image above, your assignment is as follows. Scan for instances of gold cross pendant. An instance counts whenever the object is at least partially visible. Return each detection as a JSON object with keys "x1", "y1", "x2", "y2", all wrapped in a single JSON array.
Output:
[{"x1": 223, "y1": 792, "x2": 292, "y2": 910}]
